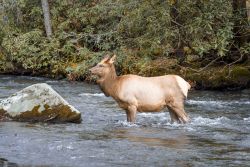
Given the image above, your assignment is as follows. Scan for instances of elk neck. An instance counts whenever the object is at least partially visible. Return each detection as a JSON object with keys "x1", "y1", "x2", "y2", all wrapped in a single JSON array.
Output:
[{"x1": 97, "y1": 64, "x2": 119, "y2": 97}]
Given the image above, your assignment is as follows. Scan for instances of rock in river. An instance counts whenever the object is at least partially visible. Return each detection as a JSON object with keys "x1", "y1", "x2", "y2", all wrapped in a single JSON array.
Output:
[{"x1": 0, "y1": 83, "x2": 82, "y2": 123}]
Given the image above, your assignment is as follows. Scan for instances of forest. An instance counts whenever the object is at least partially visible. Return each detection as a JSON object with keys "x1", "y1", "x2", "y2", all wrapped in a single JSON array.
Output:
[{"x1": 0, "y1": 0, "x2": 250, "y2": 90}]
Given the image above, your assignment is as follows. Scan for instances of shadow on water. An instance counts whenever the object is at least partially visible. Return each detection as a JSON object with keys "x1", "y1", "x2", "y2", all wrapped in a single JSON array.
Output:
[
  {"x1": 111, "y1": 128, "x2": 190, "y2": 148},
  {"x1": 78, "y1": 127, "x2": 190, "y2": 148},
  {"x1": 0, "y1": 158, "x2": 19, "y2": 167}
]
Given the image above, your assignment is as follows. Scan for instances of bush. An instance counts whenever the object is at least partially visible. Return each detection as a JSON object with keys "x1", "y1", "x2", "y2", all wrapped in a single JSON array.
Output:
[{"x1": 0, "y1": 0, "x2": 249, "y2": 81}]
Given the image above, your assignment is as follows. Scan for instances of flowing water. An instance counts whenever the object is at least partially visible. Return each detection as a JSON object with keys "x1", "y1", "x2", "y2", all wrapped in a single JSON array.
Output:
[{"x1": 0, "y1": 75, "x2": 249, "y2": 167}]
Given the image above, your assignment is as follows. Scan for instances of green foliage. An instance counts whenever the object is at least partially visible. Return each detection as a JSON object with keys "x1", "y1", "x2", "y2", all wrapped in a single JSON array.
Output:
[
  {"x1": 182, "y1": 0, "x2": 235, "y2": 57},
  {"x1": 0, "y1": 0, "x2": 249, "y2": 81}
]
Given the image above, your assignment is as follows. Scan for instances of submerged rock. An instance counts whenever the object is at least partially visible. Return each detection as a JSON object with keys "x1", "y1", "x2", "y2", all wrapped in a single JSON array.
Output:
[{"x1": 0, "y1": 83, "x2": 81, "y2": 123}]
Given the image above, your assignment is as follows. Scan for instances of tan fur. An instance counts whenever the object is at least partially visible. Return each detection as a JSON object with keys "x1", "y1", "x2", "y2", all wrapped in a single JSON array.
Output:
[{"x1": 90, "y1": 55, "x2": 191, "y2": 123}]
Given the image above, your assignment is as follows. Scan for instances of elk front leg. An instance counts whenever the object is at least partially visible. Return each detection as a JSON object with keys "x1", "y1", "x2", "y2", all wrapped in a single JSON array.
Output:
[{"x1": 126, "y1": 105, "x2": 137, "y2": 123}]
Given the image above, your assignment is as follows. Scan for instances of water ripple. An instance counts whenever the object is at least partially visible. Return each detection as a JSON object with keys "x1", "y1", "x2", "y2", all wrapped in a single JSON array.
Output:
[
  {"x1": 78, "y1": 93, "x2": 105, "y2": 97},
  {"x1": 187, "y1": 100, "x2": 250, "y2": 106}
]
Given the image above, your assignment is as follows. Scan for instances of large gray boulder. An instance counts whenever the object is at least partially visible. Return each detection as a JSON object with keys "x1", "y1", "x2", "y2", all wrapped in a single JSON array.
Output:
[{"x1": 0, "y1": 83, "x2": 81, "y2": 123}]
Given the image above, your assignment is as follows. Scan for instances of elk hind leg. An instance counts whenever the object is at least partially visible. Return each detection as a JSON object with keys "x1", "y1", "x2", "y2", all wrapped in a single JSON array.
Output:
[
  {"x1": 167, "y1": 102, "x2": 190, "y2": 124},
  {"x1": 167, "y1": 107, "x2": 181, "y2": 123}
]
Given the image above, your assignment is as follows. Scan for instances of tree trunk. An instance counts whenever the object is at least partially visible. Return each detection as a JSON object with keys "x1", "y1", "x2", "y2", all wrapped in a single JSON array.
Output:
[
  {"x1": 232, "y1": 0, "x2": 249, "y2": 46},
  {"x1": 16, "y1": 5, "x2": 23, "y2": 25},
  {"x1": 170, "y1": 0, "x2": 185, "y2": 62},
  {"x1": 41, "y1": 0, "x2": 52, "y2": 38},
  {"x1": 247, "y1": 0, "x2": 250, "y2": 22}
]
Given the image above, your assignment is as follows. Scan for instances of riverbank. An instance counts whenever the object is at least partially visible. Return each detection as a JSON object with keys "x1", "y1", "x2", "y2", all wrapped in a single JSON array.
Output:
[{"x1": 0, "y1": 54, "x2": 249, "y2": 90}]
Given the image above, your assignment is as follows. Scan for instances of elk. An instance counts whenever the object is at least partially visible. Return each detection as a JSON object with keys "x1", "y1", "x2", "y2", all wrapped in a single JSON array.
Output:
[{"x1": 89, "y1": 55, "x2": 191, "y2": 124}]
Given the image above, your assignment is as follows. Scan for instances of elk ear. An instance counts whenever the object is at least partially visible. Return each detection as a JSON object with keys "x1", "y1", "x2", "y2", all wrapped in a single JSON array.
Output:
[
  {"x1": 100, "y1": 55, "x2": 110, "y2": 64},
  {"x1": 108, "y1": 55, "x2": 116, "y2": 64}
]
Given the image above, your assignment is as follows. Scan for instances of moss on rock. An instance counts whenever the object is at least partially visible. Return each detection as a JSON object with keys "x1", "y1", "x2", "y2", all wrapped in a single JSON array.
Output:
[
  {"x1": 184, "y1": 65, "x2": 250, "y2": 90},
  {"x1": 0, "y1": 109, "x2": 8, "y2": 121},
  {"x1": 230, "y1": 66, "x2": 250, "y2": 85},
  {"x1": 11, "y1": 104, "x2": 81, "y2": 123},
  {"x1": 0, "y1": 83, "x2": 82, "y2": 123},
  {"x1": 118, "y1": 55, "x2": 250, "y2": 90}
]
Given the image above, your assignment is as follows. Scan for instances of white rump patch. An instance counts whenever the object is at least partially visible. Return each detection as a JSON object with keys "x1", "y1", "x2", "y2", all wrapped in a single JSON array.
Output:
[{"x1": 175, "y1": 76, "x2": 191, "y2": 98}]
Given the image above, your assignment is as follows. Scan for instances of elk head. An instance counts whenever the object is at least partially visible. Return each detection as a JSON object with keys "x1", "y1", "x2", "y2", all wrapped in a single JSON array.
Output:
[{"x1": 89, "y1": 54, "x2": 116, "y2": 79}]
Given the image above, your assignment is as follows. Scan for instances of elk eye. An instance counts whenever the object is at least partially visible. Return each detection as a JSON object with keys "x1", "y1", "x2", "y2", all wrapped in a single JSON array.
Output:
[{"x1": 99, "y1": 64, "x2": 104, "y2": 67}]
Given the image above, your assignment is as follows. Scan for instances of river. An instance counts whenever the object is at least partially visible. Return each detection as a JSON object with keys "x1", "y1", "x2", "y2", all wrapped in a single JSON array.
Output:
[{"x1": 0, "y1": 75, "x2": 249, "y2": 167}]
